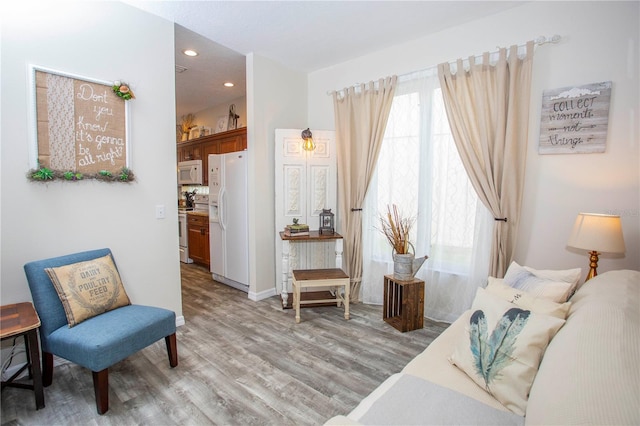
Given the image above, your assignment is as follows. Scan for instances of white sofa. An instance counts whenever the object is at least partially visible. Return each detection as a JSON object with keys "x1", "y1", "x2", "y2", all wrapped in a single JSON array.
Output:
[{"x1": 326, "y1": 269, "x2": 640, "y2": 425}]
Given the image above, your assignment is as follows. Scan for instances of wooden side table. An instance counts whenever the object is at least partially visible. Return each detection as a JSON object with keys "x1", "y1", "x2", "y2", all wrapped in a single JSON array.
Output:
[
  {"x1": 0, "y1": 302, "x2": 45, "y2": 409},
  {"x1": 383, "y1": 275, "x2": 424, "y2": 332}
]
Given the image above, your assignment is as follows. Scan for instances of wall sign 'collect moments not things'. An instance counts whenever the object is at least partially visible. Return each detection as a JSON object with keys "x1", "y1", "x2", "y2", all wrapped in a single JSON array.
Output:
[
  {"x1": 30, "y1": 67, "x2": 135, "y2": 182},
  {"x1": 538, "y1": 81, "x2": 612, "y2": 154}
]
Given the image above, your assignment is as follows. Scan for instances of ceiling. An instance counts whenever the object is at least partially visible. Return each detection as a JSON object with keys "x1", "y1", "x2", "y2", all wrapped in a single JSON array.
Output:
[
  {"x1": 123, "y1": 1, "x2": 524, "y2": 119},
  {"x1": 173, "y1": 24, "x2": 246, "y2": 120}
]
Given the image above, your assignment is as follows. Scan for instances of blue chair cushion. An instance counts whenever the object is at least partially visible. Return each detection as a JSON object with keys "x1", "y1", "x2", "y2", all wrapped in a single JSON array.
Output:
[{"x1": 46, "y1": 304, "x2": 176, "y2": 372}]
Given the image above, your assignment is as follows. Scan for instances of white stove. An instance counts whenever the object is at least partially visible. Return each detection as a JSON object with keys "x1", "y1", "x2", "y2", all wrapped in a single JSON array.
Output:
[{"x1": 178, "y1": 210, "x2": 193, "y2": 263}]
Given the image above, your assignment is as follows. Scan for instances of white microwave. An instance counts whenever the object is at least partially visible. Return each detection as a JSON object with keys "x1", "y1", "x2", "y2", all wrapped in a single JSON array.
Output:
[{"x1": 177, "y1": 160, "x2": 203, "y2": 185}]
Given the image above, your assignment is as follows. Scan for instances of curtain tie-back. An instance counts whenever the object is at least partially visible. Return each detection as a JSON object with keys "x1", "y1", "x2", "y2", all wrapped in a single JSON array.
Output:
[
  {"x1": 351, "y1": 208, "x2": 363, "y2": 212},
  {"x1": 494, "y1": 217, "x2": 508, "y2": 222}
]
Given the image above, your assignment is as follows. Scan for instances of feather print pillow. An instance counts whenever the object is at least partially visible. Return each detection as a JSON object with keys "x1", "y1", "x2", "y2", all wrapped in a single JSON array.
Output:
[{"x1": 449, "y1": 288, "x2": 566, "y2": 415}]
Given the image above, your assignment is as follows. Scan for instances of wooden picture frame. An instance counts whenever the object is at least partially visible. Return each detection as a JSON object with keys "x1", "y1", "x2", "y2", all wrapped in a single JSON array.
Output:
[
  {"x1": 30, "y1": 66, "x2": 130, "y2": 176},
  {"x1": 538, "y1": 81, "x2": 612, "y2": 154}
]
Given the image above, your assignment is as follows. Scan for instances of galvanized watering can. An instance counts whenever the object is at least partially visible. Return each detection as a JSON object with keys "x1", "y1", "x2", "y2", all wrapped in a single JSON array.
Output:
[{"x1": 392, "y1": 245, "x2": 428, "y2": 281}]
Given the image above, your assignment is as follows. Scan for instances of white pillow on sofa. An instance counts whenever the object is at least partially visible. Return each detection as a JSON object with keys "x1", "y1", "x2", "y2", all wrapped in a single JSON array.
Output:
[
  {"x1": 486, "y1": 277, "x2": 571, "y2": 319},
  {"x1": 449, "y1": 287, "x2": 566, "y2": 416},
  {"x1": 503, "y1": 261, "x2": 581, "y2": 302}
]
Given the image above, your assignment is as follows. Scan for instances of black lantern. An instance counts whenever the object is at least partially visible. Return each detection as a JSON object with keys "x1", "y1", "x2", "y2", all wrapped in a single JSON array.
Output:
[{"x1": 319, "y1": 208, "x2": 335, "y2": 235}]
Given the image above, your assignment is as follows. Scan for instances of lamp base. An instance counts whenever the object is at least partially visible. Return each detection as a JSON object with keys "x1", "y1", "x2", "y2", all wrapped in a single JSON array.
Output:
[{"x1": 585, "y1": 250, "x2": 600, "y2": 281}]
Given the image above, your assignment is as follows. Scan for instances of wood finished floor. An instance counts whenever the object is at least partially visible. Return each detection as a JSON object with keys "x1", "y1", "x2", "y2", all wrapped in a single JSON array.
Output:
[{"x1": 1, "y1": 263, "x2": 448, "y2": 425}]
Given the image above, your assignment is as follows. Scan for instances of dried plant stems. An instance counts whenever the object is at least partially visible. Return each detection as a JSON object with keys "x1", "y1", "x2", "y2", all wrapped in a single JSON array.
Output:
[
  {"x1": 180, "y1": 113, "x2": 196, "y2": 134},
  {"x1": 378, "y1": 204, "x2": 414, "y2": 254}
]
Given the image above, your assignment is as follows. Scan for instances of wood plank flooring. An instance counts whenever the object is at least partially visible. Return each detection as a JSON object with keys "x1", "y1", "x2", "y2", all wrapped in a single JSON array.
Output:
[{"x1": 1, "y1": 263, "x2": 448, "y2": 425}]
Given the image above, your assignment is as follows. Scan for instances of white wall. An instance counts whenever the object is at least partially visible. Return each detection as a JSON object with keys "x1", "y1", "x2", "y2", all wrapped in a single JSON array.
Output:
[
  {"x1": 192, "y1": 95, "x2": 247, "y2": 133},
  {"x1": 308, "y1": 1, "x2": 639, "y2": 280},
  {"x1": 246, "y1": 53, "x2": 307, "y2": 299},
  {"x1": 0, "y1": 3, "x2": 182, "y2": 317}
]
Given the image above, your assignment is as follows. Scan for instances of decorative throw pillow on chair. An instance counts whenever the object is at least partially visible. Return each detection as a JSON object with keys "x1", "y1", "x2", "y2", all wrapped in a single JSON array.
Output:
[
  {"x1": 449, "y1": 287, "x2": 565, "y2": 416},
  {"x1": 45, "y1": 254, "x2": 131, "y2": 327}
]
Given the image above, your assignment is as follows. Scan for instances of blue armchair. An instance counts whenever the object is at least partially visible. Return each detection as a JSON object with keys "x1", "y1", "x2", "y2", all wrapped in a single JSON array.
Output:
[{"x1": 23, "y1": 248, "x2": 178, "y2": 414}]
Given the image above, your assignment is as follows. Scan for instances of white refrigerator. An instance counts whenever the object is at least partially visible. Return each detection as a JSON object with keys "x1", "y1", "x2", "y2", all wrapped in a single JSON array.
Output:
[{"x1": 208, "y1": 152, "x2": 249, "y2": 292}]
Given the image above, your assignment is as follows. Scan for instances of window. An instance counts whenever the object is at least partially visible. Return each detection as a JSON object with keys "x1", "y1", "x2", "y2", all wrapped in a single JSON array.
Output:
[
  {"x1": 361, "y1": 72, "x2": 492, "y2": 322},
  {"x1": 429, "y1": 88, "x2": 479, "y2": 274}
]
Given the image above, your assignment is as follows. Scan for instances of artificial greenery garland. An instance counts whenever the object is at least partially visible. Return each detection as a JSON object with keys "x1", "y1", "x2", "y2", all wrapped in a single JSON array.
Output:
[{"x1": 28, "y1": 166, "x2": 135, "y2": 183}]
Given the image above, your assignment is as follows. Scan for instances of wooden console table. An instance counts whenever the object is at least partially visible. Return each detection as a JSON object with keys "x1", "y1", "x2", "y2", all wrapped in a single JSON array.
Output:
[{"x1": 279, "y1": 231, "x2": 344, "y2": 307}]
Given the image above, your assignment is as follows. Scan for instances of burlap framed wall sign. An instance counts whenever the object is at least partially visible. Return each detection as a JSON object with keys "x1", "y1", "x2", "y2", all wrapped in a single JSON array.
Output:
[
  {"x1": 538, "y1": 81, "x2": 612, "y2": 155},
  {"x1": 29, "y1": 66, "x2": 135, "y2": 182}
]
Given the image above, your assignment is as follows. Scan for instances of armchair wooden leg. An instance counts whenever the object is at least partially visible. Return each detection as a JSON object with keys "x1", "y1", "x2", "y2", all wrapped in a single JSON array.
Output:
[
  {"x1": 165, "y1": 333, "x2": 178, "y2": 368},
  {"x1": 92, "y1": 369, "x2": 109, "y2": 414},
  {"x1": 42, "y1": 352, "x2": 54, "y2": 387}
]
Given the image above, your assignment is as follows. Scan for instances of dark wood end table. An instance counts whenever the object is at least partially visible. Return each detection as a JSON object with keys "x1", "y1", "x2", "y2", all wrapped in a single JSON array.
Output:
[{"x1": 0, "y1": 302, "x2": 45, "y2": 409}]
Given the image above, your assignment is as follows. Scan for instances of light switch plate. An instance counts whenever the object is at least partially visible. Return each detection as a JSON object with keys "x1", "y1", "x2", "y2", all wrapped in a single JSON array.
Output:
[{"x1": 155, "y1": 205, "x2": 165, "y2": 219}]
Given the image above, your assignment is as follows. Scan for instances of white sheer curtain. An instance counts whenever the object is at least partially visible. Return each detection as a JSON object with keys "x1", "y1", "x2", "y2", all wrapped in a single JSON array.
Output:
[{"x1": 361, "y1": 69, "x2": 493, "y2": 323}]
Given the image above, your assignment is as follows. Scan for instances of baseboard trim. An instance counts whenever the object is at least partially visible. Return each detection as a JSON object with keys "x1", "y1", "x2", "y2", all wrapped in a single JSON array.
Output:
[
  {"x1": 248, "y1": 286, "x2": 277, "y2": 301},
  {"x1": 176, "y1": 315, "x2": 185, "y2": 327}
]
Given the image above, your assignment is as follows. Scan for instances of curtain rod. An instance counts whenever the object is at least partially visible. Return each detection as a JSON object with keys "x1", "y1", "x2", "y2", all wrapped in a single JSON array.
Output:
[{"x1": 327, "y1": 34, "x2": 561, "y2": 96}]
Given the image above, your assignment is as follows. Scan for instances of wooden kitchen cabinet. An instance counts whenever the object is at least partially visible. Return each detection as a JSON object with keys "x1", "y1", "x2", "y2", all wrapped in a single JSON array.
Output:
[
  {"x1": 187, "y1": 213, "x2": 210, "y2": 268},
  {"x1": 177, "y1": 127, "x2": 247, "y2": 185},
  {"x1": 177, "y1": 143, "x2": 202, "y2": 162}
]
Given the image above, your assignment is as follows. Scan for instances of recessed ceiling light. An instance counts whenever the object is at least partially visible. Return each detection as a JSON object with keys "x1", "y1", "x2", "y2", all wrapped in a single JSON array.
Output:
[
  {"x1": 223, "y1": 82, "x2": 234, "y2": 87},
  {"x1": 183, "y1": 49, "x2": 198, "y2": 57}
]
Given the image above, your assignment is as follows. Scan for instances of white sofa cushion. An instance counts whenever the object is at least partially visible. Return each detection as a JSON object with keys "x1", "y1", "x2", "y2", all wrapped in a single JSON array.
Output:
[
  {"x1": 402, "y1": 310, "x2": 512, "y2": 412},
  {"x1": 525, "y1": 270, "x2": 640, "y2": 425},
  {"x1": 356, "y1": 374, "x2": 524, "y2": 425},
  {"x1": 449, "y1": 288, "x2": 566, "y2": 415}
]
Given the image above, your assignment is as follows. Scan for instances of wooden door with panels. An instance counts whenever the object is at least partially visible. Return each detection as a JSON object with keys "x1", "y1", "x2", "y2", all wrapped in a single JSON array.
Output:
[{"x1": 275, "y1": 129, "x2": 337, "y2": 306}]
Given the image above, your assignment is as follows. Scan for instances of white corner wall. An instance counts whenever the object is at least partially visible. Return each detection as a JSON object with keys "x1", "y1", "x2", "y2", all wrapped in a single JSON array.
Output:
[
  {"x1": 245, "y1": 53, "x2": 307, "y2": 298},
  {"x1": 308, "y1": 1, "x2": 639, "y2": 279},
  {"x1": 0, "y1": 2, "x2": 183, "y2": 316}
]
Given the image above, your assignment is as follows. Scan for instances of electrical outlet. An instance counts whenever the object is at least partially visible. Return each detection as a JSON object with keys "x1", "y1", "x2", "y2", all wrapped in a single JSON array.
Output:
[{"x1": 155, "y1": 205, "x2": 165, "y2": 219}]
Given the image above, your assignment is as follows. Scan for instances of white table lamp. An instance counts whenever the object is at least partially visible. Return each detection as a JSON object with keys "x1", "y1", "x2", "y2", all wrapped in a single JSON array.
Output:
[{"x1": 567, "y1": 213, "x2": 625, "y2": 281}]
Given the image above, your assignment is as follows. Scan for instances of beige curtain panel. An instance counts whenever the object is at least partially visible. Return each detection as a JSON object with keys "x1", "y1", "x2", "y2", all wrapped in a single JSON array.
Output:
[
  {"x1": 438, "y1": 41, "x2": 534, "y2": 278},
  {"x1": 333, "y1": 76, "x2": 397, "y2": 301}
]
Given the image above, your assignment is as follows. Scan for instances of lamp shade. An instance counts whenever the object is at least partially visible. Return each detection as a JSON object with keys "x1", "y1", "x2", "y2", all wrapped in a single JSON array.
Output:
[{"x1": 567, "y1": 213, "x2": 625, "y2": 254}]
